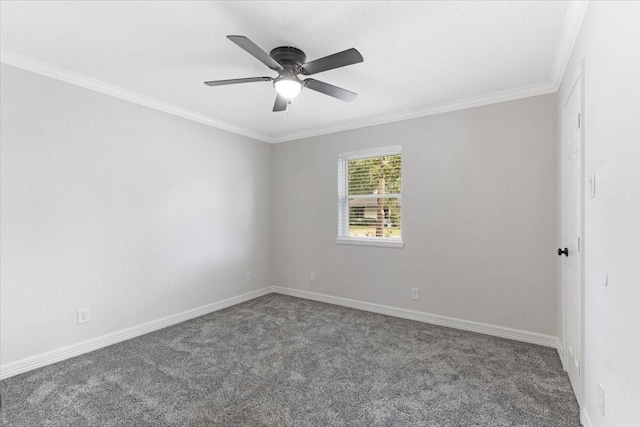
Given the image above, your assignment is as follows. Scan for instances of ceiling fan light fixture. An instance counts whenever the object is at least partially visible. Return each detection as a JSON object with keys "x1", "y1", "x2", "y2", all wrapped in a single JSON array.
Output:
[
  {"x1": 274, "y1": 77, "x2": 302, "y2": 99},
  {"x1": 205, "y1": 36, "x2": 363, "y2": 111}
]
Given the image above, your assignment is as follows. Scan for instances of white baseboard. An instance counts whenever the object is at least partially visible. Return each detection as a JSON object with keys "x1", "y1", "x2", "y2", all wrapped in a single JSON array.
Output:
[
  {"x1": 0, "y1": 286, "x2": 275, "y2": 380},
  {"x1": 2, "y1": 285, "x2": 561, "y2": 380},
  {"x1": 272, "y1": 286, "x2": 558, "y2": 348},
  {"x1": 556, "y1": 338, "x2": 566, "y2": 370},
  {"x1": 581, "y1": 407, "x2": 593, "y2": 427}
]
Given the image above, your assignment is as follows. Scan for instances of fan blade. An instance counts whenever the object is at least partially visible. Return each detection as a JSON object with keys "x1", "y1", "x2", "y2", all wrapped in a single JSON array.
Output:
[
  {"x1": 273, "y1": 94, "x2": 288, "y2": 112},
  {"x1": 301, "y1": 48, "x2": 363, "y2": 75},
  {"x1": 204, "y1": 77, "x2": 273, "y2": 86},
  {"x1": 304, "y1": 79, "x2": 357, "y2": 102},
  {"x1": 227, "y1": 35, "x2": 282, "y2": 71}
]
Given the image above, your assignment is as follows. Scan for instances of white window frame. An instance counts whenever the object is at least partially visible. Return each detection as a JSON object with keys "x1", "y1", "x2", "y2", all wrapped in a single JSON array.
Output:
[{"x1": 337, "y1": 145, "x2": 404, "y2": 249}]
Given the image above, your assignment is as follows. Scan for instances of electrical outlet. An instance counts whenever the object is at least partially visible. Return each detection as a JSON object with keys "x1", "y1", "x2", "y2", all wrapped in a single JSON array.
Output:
[
  {"x1": 77, "y1": 308, "x2": 90, "y2": 325},
  {"x1": 597, "y1": 382, "x2": 605, "y2": 415},
  {"x1": 246, "y1": 271, "x2": 252, "y2": 282},
  {"x1": 411, "y1": 288, "x2": 419, "y2": 300},
  {"x1": 309, "y1": 272, "x2": 315, "y2": 282}
]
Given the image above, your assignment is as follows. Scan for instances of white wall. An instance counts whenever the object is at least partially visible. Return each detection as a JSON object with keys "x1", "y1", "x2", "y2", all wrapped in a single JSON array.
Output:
[
  {"x1": 271, "y1": 94, "x2": 558, "y2": 336},
  {"x1": 0, "y1": 64, "x2": 271, "y2": 367},
  {"x1": 558, "y1": 3, "x2": 640, "y2": 426}
]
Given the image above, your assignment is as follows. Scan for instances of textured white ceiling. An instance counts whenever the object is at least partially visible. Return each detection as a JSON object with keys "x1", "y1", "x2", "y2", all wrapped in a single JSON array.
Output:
[{"x1": 1, "y1": 1, "x2": 575, "y2": 142}]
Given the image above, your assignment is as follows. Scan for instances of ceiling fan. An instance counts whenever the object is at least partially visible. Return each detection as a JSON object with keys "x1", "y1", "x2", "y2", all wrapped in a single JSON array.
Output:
[{"x1": 204, "y1": 35, "x2": 364, "y2": 112}]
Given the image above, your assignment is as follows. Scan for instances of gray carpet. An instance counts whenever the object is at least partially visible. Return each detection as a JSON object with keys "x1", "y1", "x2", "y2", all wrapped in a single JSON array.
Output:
[{"x1": 1, "y1": 294, "x2": 579, "y2": 426}]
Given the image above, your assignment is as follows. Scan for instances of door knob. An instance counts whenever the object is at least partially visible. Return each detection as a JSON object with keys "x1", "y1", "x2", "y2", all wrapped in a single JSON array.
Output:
[{"x1": 558, "y1": 248, "x2": 568, "y2": 257}]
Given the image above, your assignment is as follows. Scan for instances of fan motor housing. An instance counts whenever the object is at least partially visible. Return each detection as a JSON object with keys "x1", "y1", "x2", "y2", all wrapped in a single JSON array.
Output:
[{"x1": 270, "y1": 46, "x2": 306, "y2": 70}]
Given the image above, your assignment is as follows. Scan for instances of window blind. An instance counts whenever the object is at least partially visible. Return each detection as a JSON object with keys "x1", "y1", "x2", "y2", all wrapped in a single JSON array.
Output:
[{"x1": 338, "y1": 146, "x2": 402, "y2": 242}]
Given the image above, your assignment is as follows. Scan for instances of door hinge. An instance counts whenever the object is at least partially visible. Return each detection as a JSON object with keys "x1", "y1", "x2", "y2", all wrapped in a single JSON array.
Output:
[
  {"x1": 578, "y1": 236, "x2": 581, "y2": 253},
  {"x1": 577, "y1": 360, "x2": 581, "y2": 378},
  {"x1": 577, "y1": 113, "x2": 581, "y2": 129}
]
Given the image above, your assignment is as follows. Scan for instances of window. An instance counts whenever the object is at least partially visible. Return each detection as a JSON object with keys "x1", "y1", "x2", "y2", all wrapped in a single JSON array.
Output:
[{"x1": 337, "y1": 146, "x2": 403, "y2": 248}]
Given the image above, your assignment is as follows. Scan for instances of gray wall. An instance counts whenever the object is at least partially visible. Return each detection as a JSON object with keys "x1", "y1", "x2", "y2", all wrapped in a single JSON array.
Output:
[
  {"x1": 0, "y1": 64, "x2": 271, "y2": 365},
  {"x1": 1, "y1": 63, "x2": 560, "y2": 369},
  {"x1": 272, "y1": 94, "x2": 558, "y2": 336}
]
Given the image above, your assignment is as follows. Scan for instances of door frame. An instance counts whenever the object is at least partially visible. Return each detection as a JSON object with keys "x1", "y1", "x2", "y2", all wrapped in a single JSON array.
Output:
[{"x1": 560, "y1": 58, "x2": 586, "y2": 407}]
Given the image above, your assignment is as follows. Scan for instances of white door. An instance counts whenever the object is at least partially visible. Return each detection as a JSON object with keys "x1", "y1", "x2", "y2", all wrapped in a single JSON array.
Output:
[{"x1": 561, "y1": 73, "x2": 583, "y2": 404}]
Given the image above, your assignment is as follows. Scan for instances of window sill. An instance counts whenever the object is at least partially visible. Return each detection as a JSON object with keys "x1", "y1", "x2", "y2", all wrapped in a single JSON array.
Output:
[{"x1": 336, "y1": 237, "x2": 404, "y2": 249}]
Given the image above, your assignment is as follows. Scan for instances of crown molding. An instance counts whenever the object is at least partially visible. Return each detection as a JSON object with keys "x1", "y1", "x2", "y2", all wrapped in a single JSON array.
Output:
[
  {"x1": 271, "y1": 2, "x2": 589, "y2": 144},
  {"x1": 270, "y1": 81, "x2": 556, "y2": 143},
  {"x1": 3, "y1": 0, "x2": 588, "y2": 147},
  {"x1": 0, "y1": 48, "x2": 271, "y2": 143},
  {"x1": 550, "y1": 1, "x2": 589, "y2": 89}
]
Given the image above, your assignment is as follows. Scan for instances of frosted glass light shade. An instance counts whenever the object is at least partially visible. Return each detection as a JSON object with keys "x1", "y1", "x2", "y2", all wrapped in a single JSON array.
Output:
[{"x1": 274, "y1": 79, "x2": 302, "y2": 98}]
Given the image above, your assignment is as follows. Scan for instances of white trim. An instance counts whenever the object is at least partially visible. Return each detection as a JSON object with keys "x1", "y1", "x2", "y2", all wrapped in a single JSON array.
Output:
[
  {"x1": 0, "y1": 48, "x2": 271, "y2": 143},
  {"x1": 581, "y1": 407, "x2": 593, "y2": 427},
  {"x1": 1, "y1": 286, "x2": 563, "y2": 380},
  {"x1": 2, "y1": 0, "x2": 588, "y2": 148},
  {"x1": 560, "y1": 61, "x2": 586, "y2": 409},
  {"x1": 0, "y1": 48, "x2": 557, "y2": 144},
  {"x1": 337, "y1": 155, "x2": 349, "y2": 237},
  {"x1": 556, "y1": 338, "x2": 566, "y2": 370},
  {"x1": 270, "y1": 2, "x2": 588, "y2": 144},
  {"x1": 337, "y1": 146, "x2": 403, "y2": 245},
  {"x1": 338, "y1": 145, "x2": 402, "y2": 159},
  {"x1": 271, "y1": 81, "x2": 557, "y2": 143},
  {"x1": 0, "y1": 286, "x2": 275, "y2": 380},
  {"x1": 550, "y1": 1, "x2": 589, "y2": 90},
  {"x1": 1, "y1": 0, "x2": 588, "y2": 147},
  {"x1": 272, "y1": 287, "x2": 558, "y2": 348},
  {"x1": 336, "y1": 237, "x2": 404, "y2": 248}
]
